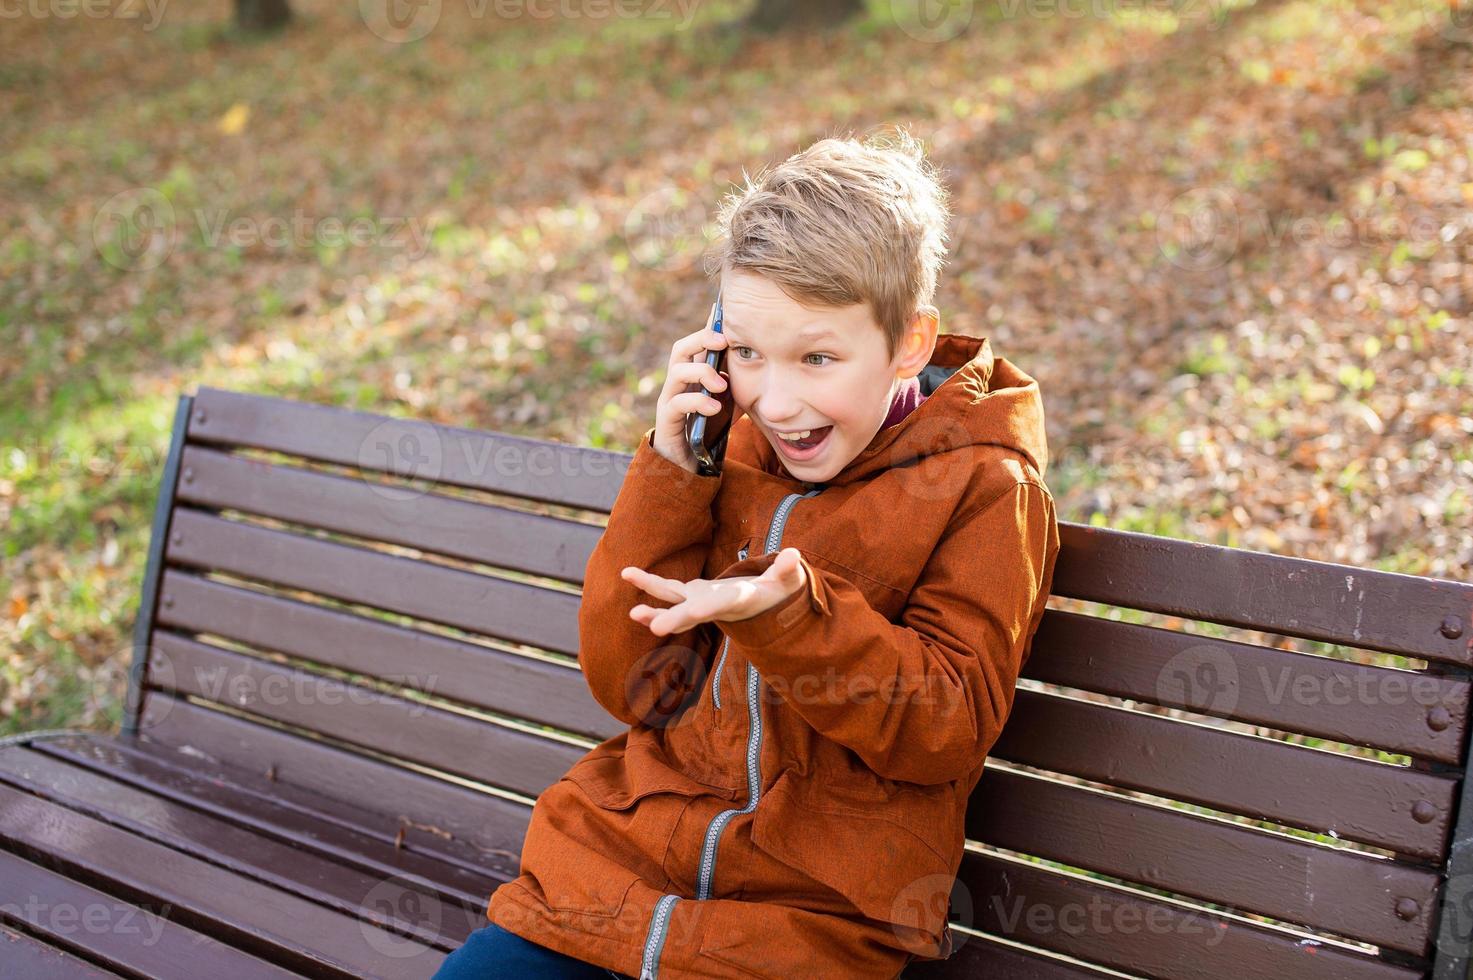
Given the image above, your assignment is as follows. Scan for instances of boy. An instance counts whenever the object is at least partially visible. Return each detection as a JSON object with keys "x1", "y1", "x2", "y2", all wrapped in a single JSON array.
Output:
[{"x1": 451, "y1": 128, "x2": 1059, "y2": 979}]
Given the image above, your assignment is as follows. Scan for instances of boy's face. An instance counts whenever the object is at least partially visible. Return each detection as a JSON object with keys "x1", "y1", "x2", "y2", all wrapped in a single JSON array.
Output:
[{"x1": 719, "y1": 269, "x2": 938, "y2": 483}]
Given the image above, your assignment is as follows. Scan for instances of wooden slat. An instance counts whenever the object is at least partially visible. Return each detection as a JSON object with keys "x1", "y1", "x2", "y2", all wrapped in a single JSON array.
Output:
[
  {"x1": 0, "y1": 847, "x2": 299, "y2": 979},
  {"x1": 991, "y1": 688, "x2": 1457, "y2": 860},
  {"x1": 144, "y1": 632, "x2": 590, "y2": 800},
  {"x1": 0, "y1": 923, "x2": 124, "y2": 980},
  {"x1": 1052, "y1": 524, "x2": 1473, "y2": 664},
  {"x1": 967, "y1": 766, "x2": 1441, "y2": 955},
  {"x1": 908, "y1": 930, "x2": 1133, "y2": 979},
  {"x1": 0, "y1": 780, "x2": 444, "y2": 979},
  {"x1": 188, "y1": 386, "x2": 628, "y2": 512},
  {"x1": 23, "y1": 739, "x2": 502, "y2": 910},
  {"x1": 163, "y1": 508, "x2": 579, "y2": 656},
  {"x1": 156, "y1": 569, "x2": 620, "y2": 742},
  {"x1": 955, "y1": 849, "x2": 1424, "y2": 980},
  {"x1": 137, "y1": 695, "x2": 532, "y2": 873},
  {"x1": 1026, "y1": 609, "x2": 1469, "y2": 764},
  {"x1": 0, "y1": 748, "x2": 480, "y2": 952},
  {"x1": 176, "y1": 445, "x2": 603, "y2": 587},
  {"x1": 34, "y1": 734, "x2": 514, "y2": 884}
]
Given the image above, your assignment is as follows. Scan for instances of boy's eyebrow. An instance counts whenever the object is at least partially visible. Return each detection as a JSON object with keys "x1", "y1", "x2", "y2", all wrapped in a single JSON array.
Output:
[{"x1": 723, "y1": 322, "x2": 839, "y2": 343}]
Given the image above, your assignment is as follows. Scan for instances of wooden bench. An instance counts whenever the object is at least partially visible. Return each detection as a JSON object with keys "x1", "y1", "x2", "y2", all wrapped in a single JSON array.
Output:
[{"x1": 2, "y1": 383, "x2": 1471, "y2": 979}]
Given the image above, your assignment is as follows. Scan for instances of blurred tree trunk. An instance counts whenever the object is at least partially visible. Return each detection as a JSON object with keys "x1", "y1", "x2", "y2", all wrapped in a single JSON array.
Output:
[
  {"x1": 746, "y1": 0, "x2": 865, "y2": 32},
  {"x1": 236, "y1": 0, "x2": 291, "y2": 32}
]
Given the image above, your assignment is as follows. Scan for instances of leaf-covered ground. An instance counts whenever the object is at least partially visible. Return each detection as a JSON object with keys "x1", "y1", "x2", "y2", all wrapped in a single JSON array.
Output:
[{"x1": 2, "y1": 0, "x2": 1469, "y2": 736}]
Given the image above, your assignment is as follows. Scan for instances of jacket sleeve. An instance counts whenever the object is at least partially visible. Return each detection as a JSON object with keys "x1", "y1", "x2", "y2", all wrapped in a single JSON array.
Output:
[
  {"x1": 713, "y1": 480, "x2": 1059, "y2": 786},
  {"x1": 578, "y1": 427, "x2": 723, "y2": 728}
]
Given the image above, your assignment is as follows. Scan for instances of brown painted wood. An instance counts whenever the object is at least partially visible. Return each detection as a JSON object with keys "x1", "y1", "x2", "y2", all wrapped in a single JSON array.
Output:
[
  {"x1": 155, "y1": 568, "x2": 621, "y2": 742},
  {"x1": 136, "y1": 695, "x2": 533, "y2": 875},
  {"x1": 0, "y1": 847, "x2": 300, "y2": 978},
  {"x1": 32, "y1": 735, "x2": 506, "y2": 898},
  {"x1": 163, "y1": 507, "x2": 580, "y2": 656},
  {"x1": 953, "y1": 849, "x2": 1424, "y2": 980},
  {"x1": 906, "y1": 930, "x2": 1131, "y2": 979},
  {"x1": 0, "y1": 748, "x2": 479, "y2": 952},
  {"x1": 50, "y1": 387, "x2": 1468, "y2": 977},
  {"x1": 0, "y1": 923, "x2": 125, "y2": 980},
  {"x1": 992, "y1": 688, "x2": 1457, "y2": 859},
  {"x1": 0, "y1": 780, "x2": 445, "y2": 978},
  {"x1": 175, "y1": 444, "x2": 604, "y2": 587},
  {"x1": 6, "y1": 742, "x2": 498, "y2": 919},
  {"x1": 144, "y1": 631, "x2": 593, "y2": 799},
  {"x1": 187, "y1": 386, "x2": 629, "y2": 512},
  {"x1": 1052, "y1": 523, "x2": 1473, "y2": 665},
  {"x1": 967, "y1": 766, "x2": 1441, "y2": 955},
  {"x1": 1025, "y1": 609, "x2": 1469, "y2": 764}
]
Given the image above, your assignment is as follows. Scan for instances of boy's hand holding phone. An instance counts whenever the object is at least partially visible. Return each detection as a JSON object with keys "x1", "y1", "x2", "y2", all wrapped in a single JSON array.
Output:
[{"x1": 653, "y1": 299, "x2": 731, "y2": 475}]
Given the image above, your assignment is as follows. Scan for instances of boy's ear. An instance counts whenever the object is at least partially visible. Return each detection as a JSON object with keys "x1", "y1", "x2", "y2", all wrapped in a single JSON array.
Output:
[{"x1": 896, "y1": 305, "x2": 940, "y2": 379}]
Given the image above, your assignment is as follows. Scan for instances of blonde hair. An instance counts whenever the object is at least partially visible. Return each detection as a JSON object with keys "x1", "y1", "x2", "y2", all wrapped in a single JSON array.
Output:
[{"x1": 702, "y1": 126, "x2": 952, "y2": 361}]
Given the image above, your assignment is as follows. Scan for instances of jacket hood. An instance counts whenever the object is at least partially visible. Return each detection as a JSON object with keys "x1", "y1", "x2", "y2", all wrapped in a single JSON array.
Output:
[{"x1": 726, "y1": 333, "x2": 1049, "y2": 489}]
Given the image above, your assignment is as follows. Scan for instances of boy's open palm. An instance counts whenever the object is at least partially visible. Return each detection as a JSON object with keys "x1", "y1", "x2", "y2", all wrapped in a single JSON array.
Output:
[{"x1": 622, "y1": 548, "x2": 807, "y2": 637}]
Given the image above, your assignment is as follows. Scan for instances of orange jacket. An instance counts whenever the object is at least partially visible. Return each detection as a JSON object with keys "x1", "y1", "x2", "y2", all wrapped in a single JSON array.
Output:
[{"x1": 486, "y1": 333, "x2": 1060, "y2": 979}]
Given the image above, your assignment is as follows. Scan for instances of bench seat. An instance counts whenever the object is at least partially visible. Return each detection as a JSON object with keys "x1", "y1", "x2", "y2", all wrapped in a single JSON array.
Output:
[{"x1": 2, "y1": 384, "x2": 1469, "y2": 979}]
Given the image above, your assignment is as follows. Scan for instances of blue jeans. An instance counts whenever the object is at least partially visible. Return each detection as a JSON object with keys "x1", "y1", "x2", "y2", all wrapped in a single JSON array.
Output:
[{"x1": 433, "y1": 922, "x2": 637, "y2": 979}]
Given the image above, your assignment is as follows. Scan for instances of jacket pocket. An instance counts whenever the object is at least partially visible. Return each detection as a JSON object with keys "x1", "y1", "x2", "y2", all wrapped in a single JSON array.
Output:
[
  {"x1": 563, "y1": 742, "x2": 740, "y2": 810},
  {"x1": 750, "y1": 769, "x2": 958, "y2": 940}
]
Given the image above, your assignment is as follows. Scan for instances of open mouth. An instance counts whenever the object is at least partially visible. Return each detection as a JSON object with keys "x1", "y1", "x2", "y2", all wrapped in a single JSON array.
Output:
[{"x1": 772, "y1": 425, "x2": 834, "y2": 461}]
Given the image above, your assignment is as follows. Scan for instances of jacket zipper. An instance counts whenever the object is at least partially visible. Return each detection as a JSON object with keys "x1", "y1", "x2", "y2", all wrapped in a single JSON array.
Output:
[
  {"x1": 697, "y1": 489, "x2": 819, "y2": 902},
  {"x1": 710, "y1": 543, "x2": 748, "y2": 711},
  {"x1": 638, "y1": 893, "x2": 680, "y2": 980},
  {"x1": 637, "y1": 489, "x2": 821, "y2": 978}
]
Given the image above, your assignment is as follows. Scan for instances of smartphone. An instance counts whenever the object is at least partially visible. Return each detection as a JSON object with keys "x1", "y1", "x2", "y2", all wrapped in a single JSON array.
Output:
[{"x1": 684, "y1": 292, "x2": 734, "y2": 477}]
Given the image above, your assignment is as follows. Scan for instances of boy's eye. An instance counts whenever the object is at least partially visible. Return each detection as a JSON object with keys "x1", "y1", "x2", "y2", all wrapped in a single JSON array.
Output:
[{"x1": 730, "y1": 346, "x2": 833, "y2": 367}]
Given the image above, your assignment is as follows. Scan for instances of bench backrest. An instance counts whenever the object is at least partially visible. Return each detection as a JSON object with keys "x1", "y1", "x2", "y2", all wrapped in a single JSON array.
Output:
[{"x1": 126, "y1": 386, "x2": 1473, "y2": 979}]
